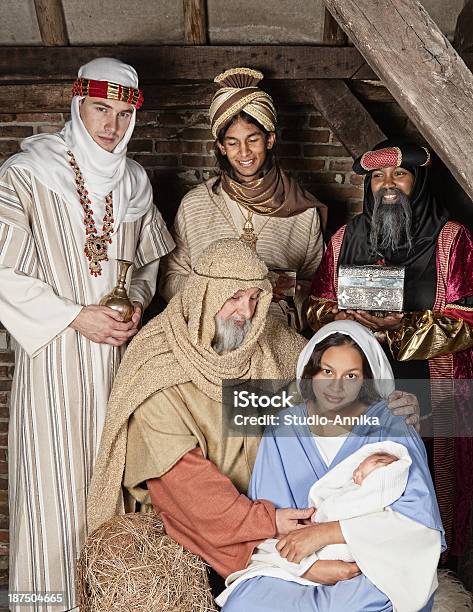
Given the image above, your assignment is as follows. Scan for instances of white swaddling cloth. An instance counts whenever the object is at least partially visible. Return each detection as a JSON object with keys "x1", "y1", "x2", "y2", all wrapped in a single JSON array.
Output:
[
  {"x1": 309, "y1": 440, "x2": 411, "y2": 561},
  {"x1": 216, "y1": 441, "x2": 412, "y2": 606}
]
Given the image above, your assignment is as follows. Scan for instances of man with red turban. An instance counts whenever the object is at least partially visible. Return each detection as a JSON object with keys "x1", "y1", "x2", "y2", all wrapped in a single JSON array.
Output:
[
  {"x1": 308, "y1": 139, "x2": 473, "y2": 563},
  {"x1": 0, "y1": 57, "x2": 174, "y2": 610}
]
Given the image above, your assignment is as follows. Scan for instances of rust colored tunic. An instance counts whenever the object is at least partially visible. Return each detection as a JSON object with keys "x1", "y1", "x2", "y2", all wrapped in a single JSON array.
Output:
[
  {"x1": 147, "y1": 447, "x2": 277, "y2": 578},
  {"x1": 124, "y1": 383, "x2": 277, "y2": 577}
]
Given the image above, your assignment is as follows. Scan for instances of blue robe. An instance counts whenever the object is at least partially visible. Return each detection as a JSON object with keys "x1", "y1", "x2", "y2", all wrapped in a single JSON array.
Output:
[{"x1": 222, "y1": 401, "x2": 445, "y2": 612}]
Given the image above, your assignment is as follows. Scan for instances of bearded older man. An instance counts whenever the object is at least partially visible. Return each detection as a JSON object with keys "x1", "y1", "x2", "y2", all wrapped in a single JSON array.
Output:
[
  {"x1": 87, "y1": 239, "x2": 323, "y2": 578},
  {"x1": 308, "y1": 139, "x2": 473, "y2": 561},
  {"x1": 88, "y1": 238, "x2": 419, "y2": 596}
]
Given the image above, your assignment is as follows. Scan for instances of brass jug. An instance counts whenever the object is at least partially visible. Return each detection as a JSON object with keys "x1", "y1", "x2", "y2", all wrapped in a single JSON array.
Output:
[{"x1": 99, "y1": 259, "x2": 134, "y2": 322}]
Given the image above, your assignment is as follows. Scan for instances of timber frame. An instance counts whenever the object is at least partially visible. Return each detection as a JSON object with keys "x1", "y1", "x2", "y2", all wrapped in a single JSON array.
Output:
[{"x1": 1, "y1": 0, "x2": 472, "y2": 194}]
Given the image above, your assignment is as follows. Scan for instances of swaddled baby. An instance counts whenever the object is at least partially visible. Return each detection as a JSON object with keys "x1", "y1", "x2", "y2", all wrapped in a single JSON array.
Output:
[
  {"x1": 309, "y1": 448, "x2": 400, "y2": 562},
  {"x1": 354, "y1": 450, "x2": 398, "y2": 485},
  {"x1": 216, "y1": 441, "x2": 412, "y2": 606}
]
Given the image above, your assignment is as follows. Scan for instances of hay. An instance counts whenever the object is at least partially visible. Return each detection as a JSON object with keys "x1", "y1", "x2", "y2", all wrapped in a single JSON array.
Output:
[
  {"x1": 434, "y1": 570, "x2": 473, "y2": 611},
  {"x1": 77, "y1": 513, "x2": 218, "y2": 612}
]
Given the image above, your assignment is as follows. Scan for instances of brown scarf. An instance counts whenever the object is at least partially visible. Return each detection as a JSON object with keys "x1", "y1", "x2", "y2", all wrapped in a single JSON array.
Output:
[{"x1": 221, "y1": 163, "x2": 327, "y2": 226}]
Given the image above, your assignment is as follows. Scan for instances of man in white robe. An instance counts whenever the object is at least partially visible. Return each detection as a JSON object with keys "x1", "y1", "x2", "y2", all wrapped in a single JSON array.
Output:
[{"x1": 0, "y1": 58, "x2": 174, "y2": 611}]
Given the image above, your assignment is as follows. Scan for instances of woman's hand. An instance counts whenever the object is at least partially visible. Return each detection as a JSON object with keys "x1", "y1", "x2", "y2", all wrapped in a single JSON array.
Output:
[
  {"x1": 302, "y1": 560, "x2": 361, "y2": 585},
  {"x1": 275, "y1": 508, "x2": 314, "y2": 536},
  {"x1": 276, "y1": 522, "x2": 344, "y2": 563},
  {"x1": 387, "y1": 390, "x2": 420, "y2": 431}
]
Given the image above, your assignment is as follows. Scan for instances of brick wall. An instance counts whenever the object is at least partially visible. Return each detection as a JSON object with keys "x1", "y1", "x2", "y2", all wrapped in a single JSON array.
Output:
[
  {"x1": 0, "y1": 103, "x2": 364, "y2": 585},
  {"x1": 0, "y1": 106, "x2": 364, "y2": 225},
  {"x1": 3, "y1": 100, "x2": 472, "y2": 592}
]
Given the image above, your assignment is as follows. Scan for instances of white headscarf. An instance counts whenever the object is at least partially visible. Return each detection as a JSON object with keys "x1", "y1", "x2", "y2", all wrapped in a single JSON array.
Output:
[
  {"x1": 0, "y1": 57, "x2": 151, "y2": 228},
  {"x1": 297, "y1": 320, "x2": 395, "y2": 399}
]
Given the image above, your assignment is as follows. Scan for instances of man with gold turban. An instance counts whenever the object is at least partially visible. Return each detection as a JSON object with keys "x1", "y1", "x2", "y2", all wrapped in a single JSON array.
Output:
[
  {"x1": 307, "y1": 139, "x2": 473, "y2": 564},
  {"x1": 159, "y1": 67, "x2": 327, "y2": 329}
]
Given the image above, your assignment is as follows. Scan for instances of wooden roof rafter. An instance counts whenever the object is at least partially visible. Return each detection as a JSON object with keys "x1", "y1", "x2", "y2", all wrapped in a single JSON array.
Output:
[
  {"x1": 323, "y1": 0, "x2": 473, "y2": 201},
  {"x1": 183, "y1": 0, "x2": 208, "y2": 45},
  {"x1": 33, "y1": 0, "x2": 69, "y2": 46}
]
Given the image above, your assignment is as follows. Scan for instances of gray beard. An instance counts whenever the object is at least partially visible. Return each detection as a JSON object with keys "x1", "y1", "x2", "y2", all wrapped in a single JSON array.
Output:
[
  {"x1": 369, "y1": 188, "x2": 413, "y2": 256},
  {"x1": 212, "y1": 316, "x2": 251, "y2": 354}
]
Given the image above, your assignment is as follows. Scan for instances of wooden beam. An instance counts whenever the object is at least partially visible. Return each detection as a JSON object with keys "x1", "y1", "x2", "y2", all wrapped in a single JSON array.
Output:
[
  {"x1": 454, "y1": 0, "x2": 473, "y2": 54},
  {"x1": 33, "y1": 0, "x2": 69, "y2": 46},
  {"x1": 0, "y1": 81, "x2": 386, "y2": 160},
  {"x1": 0, "y1": 80, "x2": 348, "y2": 112},
  {"x1": 301, "y1": 80, "x2": 385, "y2": 158},
  {"x1": 349, "y1": 80, "x2": 395, "y2": 103},
  {"x1": 322, "y1": 8, "x2": 347, "y2": 45},
  {"x1": 323, "y1": 0, "x2": 473, "y2": 201},
  {"x1": 0, "y1": 46, "x2": 376, "y2": 82},
  {"x1": 0, "y1": 83, "x2": 213, "y2": 112},
  {"x1": 183, "y1": 0, "x2": 208, "y2": 45}
]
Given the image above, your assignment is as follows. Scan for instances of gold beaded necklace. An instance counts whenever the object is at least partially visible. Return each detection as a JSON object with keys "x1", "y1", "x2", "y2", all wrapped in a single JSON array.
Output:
[{"x1": 67, "y1": 150, "x2": 114, "y2": 277}]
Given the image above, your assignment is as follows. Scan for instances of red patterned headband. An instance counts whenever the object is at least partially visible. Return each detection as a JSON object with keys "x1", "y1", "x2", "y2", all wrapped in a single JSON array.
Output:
[
  {"x1": 72, "y1": 78, "x2": 144, "y2": 109},
  {"x1": 353, "y1": 145, "x2": 431, "y2": 175}
]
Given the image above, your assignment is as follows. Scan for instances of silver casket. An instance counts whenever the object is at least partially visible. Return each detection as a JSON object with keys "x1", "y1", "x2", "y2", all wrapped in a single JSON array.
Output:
[{"x1": 337, "y1": 265, "x2": 405, "y2": 312}]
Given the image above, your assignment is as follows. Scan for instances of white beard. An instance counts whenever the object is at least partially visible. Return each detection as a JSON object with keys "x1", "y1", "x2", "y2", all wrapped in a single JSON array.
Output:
[{"x1": 212, "y1": 316, "x2": 251, "y2": 354}]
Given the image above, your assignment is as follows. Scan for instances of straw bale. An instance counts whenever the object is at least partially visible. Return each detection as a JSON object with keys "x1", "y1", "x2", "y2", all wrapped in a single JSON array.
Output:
[{"x1": 77, "y1": 512, "x2": 218, "y2": 612}]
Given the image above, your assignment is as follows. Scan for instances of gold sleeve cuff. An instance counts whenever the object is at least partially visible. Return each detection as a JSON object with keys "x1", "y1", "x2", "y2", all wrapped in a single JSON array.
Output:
[
  {"x1": 307, "y1": 297, "x2": 337, "y2": 332},
  {"x1": 386, "y1": 310, "x2": 473, "y2": 361}
]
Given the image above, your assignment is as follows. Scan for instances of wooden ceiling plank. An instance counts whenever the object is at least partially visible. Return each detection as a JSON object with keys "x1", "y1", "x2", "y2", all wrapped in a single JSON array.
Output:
[
  {"x1": 183, "y1": 0, "x2": 208, "y2": 45},
  {"x1": 33, "y1": 0, "x2": 69, "y2": 46}
]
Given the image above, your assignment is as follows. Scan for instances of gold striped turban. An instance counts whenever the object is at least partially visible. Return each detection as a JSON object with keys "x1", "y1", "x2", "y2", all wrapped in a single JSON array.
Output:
[{"x1": 209, "y1": 67, "x2": 277, "y2": 139}]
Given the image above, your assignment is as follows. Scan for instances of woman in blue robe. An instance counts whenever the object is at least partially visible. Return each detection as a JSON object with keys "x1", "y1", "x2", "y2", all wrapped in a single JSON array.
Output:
[{"x1": 221, "y1": 321, "x2": 445, "y2": 612}]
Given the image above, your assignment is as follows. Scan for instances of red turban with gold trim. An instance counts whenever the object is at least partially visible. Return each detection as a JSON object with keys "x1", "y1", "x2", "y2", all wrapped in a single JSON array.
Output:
[{"x1": 353, "y1": 144, "x2": 431, "y2": 175}]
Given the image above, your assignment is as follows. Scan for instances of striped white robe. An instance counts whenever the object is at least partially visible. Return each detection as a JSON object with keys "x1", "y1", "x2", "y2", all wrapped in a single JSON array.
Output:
[
  {"x1": 159, "y1": 177, "x2": 324, "y2": 321},
  {"x1": 0, "y1": 166, "x2": 174, "y2": 611}
]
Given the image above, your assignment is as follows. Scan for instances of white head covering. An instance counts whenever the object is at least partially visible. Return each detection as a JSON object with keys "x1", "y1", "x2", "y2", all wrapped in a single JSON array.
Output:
[
  {"x1": 0, "y1": 57, "x2": 151, "y2": 228},
  {"x1": 297, "y1": 320, "x2": 395, "y2": 399}
]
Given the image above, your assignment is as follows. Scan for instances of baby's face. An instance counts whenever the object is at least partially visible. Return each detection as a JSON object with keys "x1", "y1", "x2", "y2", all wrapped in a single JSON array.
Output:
[{"x1": 352, "y1": 452, "x2": 398, "y2": 486}]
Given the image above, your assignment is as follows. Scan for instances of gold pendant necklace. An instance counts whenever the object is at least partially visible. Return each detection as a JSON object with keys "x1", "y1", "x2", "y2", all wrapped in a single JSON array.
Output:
[
  {"x1": 239, "y1": 210, "x2": 258, "y2": 249},
  {"x1": 67, "y1": 151, "x2": 114, "y2": 277}
]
